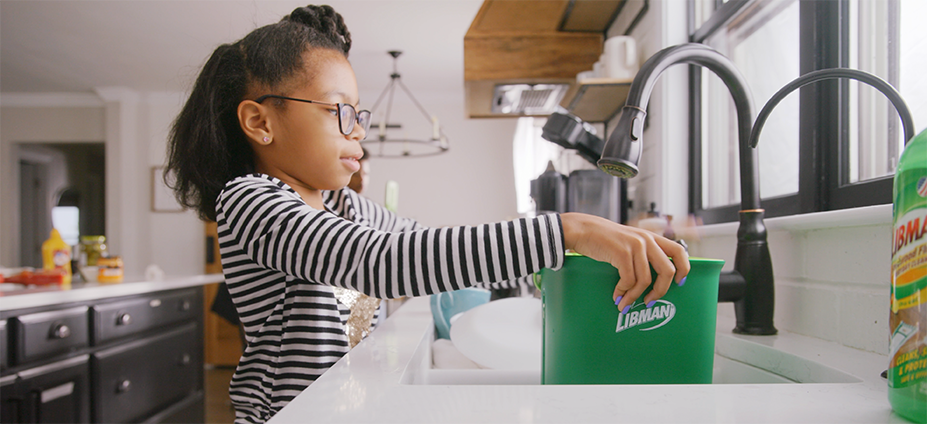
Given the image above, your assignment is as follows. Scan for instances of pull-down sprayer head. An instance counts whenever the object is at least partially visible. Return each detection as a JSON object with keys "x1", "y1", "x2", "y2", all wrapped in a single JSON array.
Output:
[
  {"x1": 597, "y1": 105, "x2": 646, "y2": 178},
  {"x1": 597, "y1": 43, "x2": 760, "y2": 215}
]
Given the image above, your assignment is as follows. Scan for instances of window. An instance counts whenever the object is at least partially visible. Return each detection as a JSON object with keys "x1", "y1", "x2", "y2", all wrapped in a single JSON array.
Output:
[
  {"x1": 689, "y1": 0, "x2": 927, "y2": 224},
  {"x1": 511, "y1": 117, "x2": 601, "y2": 216}
]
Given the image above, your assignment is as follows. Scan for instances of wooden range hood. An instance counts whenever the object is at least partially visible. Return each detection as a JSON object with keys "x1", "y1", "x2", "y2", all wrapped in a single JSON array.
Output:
[{"x1": 464, "y1": 0, "x2": 623, "y2": 118}]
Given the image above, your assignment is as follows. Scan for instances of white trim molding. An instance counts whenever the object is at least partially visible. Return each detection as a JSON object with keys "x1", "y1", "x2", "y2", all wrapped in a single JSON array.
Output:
[
  {"x1": 0, "y1": 92, "x2": 104, "y2": 107},
  {"x1": 698, "y1": 203, "x2": 892, "y2": 237}
]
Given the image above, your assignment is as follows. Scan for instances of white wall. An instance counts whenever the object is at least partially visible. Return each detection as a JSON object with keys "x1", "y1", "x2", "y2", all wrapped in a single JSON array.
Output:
[
  {"x1": 359, "y1": 88, "x2": 520, "y2": 226},
  {"x1": 1, "y1": 86, "x2": 519, "y2": 277},
  {"x1": 0, "y1": 99, "x2": 106, "y2": 267},
  {"x1": 144, "y1": 92, "x2": 205, "y2": 278}
]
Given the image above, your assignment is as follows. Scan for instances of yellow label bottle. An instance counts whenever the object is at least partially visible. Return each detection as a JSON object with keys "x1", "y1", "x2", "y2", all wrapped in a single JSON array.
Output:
[
  {"x1": 890, "y1": 128, "x2": 927, "y2": 423},
  {"x1": 42, "y1": 228, "x2": 72, "y2": 286}
]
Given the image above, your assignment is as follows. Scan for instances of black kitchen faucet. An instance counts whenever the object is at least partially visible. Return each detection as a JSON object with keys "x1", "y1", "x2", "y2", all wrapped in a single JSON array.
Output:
[
  {"x1": 598, "y1": 43, "x2": 776, "y2": 335},
  {"x1": 544, "y1": 44, "x2": 917, "y2": 336}
]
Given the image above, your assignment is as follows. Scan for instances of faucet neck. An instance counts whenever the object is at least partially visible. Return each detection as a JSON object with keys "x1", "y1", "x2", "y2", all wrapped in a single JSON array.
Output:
[
  {"x1": 749, "y1": 68, "x2": 916, "y2": 149},
  {"x1": 628, "y1": 43, "x2": 760, "y2": 211}
]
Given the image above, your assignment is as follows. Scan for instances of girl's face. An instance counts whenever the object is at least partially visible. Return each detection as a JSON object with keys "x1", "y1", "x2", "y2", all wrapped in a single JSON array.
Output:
[{"x1": 255, "y1": 48, "x2": 366, "y2": 200}]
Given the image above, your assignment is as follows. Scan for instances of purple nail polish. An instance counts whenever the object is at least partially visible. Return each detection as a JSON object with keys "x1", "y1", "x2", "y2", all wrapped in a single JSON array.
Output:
[
  {"x1": 678, "y1": 276, "x2": 687, "y2": 286},
  {"x1": 614, "y1": 296, "x2": 623, "y2": 306},
  {"x1": 646, "y1": 300, "x2": 656, "y2": 309},
  {"x1": 621, "y1": 305, "x2": 631, "y2": 315}
]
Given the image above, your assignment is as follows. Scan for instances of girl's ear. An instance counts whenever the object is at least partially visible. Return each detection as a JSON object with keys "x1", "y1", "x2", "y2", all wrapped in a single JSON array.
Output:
[{"x1": 238, "y1": 100, "x2": 273, "y2": 145}]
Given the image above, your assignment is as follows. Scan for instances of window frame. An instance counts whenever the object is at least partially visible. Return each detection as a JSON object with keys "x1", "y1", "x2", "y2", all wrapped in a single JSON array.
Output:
[{"x1": 687, "y1": 0, "x2": 895, "y2": 224}]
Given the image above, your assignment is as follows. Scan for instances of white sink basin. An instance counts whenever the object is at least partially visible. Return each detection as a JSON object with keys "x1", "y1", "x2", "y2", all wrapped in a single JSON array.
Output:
[{"x1": 400, "y1": 325, "x2": 862, "y2": 386}]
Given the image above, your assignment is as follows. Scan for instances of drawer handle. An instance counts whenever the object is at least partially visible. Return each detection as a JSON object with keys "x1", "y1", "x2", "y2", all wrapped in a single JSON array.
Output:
[
  {"x1": 116, "y1": 313, "x2": 132, "y2": 326},
  {"x1": 180, "y1": 300, "x2": 191, "y2": 311},
  {"x1": 180, "y1": 353, "x2": 191, "y2": 365},
  {"x1": 117, "y1": 379, "x2": 131, "y2": 393},
  {"x1": 50, "y1": 323, "x2": 71, "y2": 339}
]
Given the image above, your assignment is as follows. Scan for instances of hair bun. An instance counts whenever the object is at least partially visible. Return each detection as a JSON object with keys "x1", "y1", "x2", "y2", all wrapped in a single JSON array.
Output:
[{"x1": 285, "y1": 5, "x2": 352, "y2": 54}]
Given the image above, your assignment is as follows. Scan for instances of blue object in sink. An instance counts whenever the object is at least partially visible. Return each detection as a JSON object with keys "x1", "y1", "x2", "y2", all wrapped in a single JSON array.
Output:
[{"x1": 430, "y1": 288, "x2": 491, "y2": 340}]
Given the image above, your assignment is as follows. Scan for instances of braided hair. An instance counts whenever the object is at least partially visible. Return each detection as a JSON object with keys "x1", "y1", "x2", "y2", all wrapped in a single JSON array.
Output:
[{"x1": 165, "y1": 4, "x2": 351, "y2": 221}]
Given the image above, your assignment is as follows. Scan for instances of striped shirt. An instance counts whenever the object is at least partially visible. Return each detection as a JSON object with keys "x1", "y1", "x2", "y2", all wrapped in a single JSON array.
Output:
[{"x1": 216, "y1": 174, "x2": 564, "y2": 423}]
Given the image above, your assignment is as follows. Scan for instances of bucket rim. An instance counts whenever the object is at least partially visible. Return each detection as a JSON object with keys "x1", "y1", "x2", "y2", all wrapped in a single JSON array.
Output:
[
  {"x1": 562, "y1": 251, "x2": 724, "y2": 264},
  {"x1": 535, "y1": 255, "x2": 724, "y2": 290}
]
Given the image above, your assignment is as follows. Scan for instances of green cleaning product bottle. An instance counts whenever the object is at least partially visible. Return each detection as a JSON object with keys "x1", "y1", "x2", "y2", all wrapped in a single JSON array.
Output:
[{"x1": 890, "y1": 127, "x2": 927, "y2": 423}]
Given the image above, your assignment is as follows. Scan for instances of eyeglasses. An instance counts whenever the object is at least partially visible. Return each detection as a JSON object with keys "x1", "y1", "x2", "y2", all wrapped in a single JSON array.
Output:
[{"x1": 255, "y1": 94, "x2": 371, "y2": 138}]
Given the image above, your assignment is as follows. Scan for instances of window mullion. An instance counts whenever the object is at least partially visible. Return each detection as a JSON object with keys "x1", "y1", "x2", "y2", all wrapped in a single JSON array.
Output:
[{"x1": 799, "y1": 0, "x2": 841, "y2": 213}]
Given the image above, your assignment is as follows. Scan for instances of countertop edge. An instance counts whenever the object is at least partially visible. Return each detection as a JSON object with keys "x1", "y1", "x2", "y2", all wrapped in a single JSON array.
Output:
[
  {"x1": 0, "y1": 274, "x2": 225, "y2": 311},
  {"x1": 268, "y1": 297, "x2": 903, "y2": 424}
]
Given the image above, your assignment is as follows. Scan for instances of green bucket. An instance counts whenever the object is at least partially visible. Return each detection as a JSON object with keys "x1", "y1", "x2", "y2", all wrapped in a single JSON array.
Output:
[{"x1": 536, "y1": 255, "x2": 724, "y2": 385}]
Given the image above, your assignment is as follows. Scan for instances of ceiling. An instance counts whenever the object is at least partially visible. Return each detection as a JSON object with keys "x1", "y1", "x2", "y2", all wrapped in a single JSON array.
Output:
[{"x1": 0, "y1": 0, "x2": 483, "y2": 97}]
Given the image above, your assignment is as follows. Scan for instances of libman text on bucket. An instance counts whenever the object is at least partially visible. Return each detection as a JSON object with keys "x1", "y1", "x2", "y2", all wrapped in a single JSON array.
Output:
[{"x1": 616, "y1": 300, "x2": 675, "y2": 333}]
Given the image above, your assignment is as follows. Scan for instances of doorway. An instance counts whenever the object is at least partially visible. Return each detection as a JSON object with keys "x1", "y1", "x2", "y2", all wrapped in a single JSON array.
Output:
[{"x1": 17, "y1": 143, "x2": 105, "y2": 268}]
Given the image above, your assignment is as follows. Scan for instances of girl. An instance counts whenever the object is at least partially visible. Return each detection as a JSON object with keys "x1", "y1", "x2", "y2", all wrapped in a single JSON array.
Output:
[{"x1": 166, "y1": 5, "x2": 689, "y2": 423}]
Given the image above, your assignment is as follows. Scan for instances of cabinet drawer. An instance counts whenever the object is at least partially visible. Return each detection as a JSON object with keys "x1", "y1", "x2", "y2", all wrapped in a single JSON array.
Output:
[
  {"x1": 92, "y1": 289, "x2": 198, "y2": 344},
  {"x1": 3, "y1": 354, "x2": 91, "y2": 424},
  {"x1": 1, "y1": 319, "x2": 8, "y2": 370},
  {"x1": 92, "y1": 323, "x2": 199, "y2": 424},
  {"x1": 1, "y1": 374, "x2": 19, "y2": 423},
  {"x1": 144, "y1": 391, "x2": 204, "y2": 424},
  {"x1": 13, "y1": 307, "x2": 89, "y2": 365}
]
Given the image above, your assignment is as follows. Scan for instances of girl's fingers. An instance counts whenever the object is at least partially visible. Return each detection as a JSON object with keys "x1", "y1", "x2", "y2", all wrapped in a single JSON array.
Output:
[
  {"x1": 560, "y1": 213, "x2": 692, "y2": 311},
  {"x1": 643, "y1": 241, "x2": 676, "y2": 305},
  {"x1": 612, "y1": 247, "x2": 637, "y2": 304},
  {"x1": 654, "y1": 235, "x2": 691, "y2": 284},
  {"x1": 616, "y1": 235, "x2": 652, "y2": 311}
]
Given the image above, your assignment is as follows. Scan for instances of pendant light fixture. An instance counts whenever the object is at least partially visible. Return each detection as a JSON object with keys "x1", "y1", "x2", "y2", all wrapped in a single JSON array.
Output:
[{"x1": 362, "y1": 51, "x2": 449, "y2": 158}]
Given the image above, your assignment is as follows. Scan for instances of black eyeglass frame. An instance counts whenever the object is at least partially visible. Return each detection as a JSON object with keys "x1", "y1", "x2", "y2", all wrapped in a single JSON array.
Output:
[{"x1": 254, "y1": 94, "x2": 371, "y2": 138}]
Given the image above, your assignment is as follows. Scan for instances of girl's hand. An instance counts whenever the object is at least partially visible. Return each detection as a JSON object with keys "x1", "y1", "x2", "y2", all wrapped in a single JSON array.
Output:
[{"x1": 560, "y1": 212, "x2": 690, "y2": 312}]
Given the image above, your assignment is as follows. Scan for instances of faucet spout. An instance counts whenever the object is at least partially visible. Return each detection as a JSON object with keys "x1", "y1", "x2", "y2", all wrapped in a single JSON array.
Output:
[
  {"x1": 599, "y1": 43, "x2": 777, "y2": 335},
  {"x1": 599, "y1": 43, "x2": 760, "y2": 211}
]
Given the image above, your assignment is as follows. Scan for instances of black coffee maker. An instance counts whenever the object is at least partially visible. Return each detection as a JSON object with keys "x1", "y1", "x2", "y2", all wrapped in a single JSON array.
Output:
[
  {"x1": 530, "y1": 161, "x2": 566, "y2": 215},
  {"x1": 530, "y1": 165, "x2": 621, "y2": 222},
  {"x1": 530, "y1": 112, "x2": 625, "y2": 222}
]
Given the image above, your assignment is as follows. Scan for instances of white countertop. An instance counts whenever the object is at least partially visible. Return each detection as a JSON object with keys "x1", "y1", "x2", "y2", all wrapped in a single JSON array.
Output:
[
  {"x1": 268, "y1": 296, "x2": 911, "y2": 424},
  {"x1": 0, "y1": 274, "x2": 224, "y2": 312}
]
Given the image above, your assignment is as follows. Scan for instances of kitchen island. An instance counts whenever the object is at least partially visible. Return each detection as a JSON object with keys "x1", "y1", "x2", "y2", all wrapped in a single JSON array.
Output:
[
  {"x1": 268, "y1": 296, "x2": 910, "y2": 424},
  {"x1": 0, "y1": 274, "x2": 224, "y2": 423}
]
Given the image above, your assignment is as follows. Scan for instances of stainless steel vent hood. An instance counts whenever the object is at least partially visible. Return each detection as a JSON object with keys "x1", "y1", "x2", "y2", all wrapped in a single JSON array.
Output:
[{"x1": 491, "y1": 83, "x2": 570, "y2": 115}]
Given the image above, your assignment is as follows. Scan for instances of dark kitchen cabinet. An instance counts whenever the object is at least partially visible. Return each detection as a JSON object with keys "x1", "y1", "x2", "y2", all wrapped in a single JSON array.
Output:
[
  {"x1": 1, "y1": 373, "x2": 21, "y2": 421},
  {"x1": 16, "y1": 355, "x2": 90, "y2": 424},
  {"x1": 92, "y1": 290, "x2": 196, "y2": 344},
  {"x1": 13, "y1": 306, "x2": 90, "y2": 364},
  {"x1": 0, "y1": 354, "x2": 91, "y2": 423},
  {"x1": 0, "y1": 287, "x2": 204, "y2": 423},
  {"x1": 92, "y1": 323, "x2": 199, "y2": 423},
  {"x1": 143, "y1": 391, "x2": 204, "y2": 424},
  {"x1": 1, "y1": 319, "x2": 8, "y2": 370}
]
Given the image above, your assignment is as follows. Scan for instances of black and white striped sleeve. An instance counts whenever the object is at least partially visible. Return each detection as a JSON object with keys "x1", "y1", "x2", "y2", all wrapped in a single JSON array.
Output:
[
  {"x1": 323, "y1": 188, "x2": 424, "y2": 233},
  {"x1": 218, "y1": 176, "x2": 564, "y2": 299}
]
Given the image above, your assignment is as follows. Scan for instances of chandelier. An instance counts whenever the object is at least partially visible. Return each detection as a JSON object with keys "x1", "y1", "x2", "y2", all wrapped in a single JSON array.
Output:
[{"x1": 362, "y1": 51, "x2": 449, "y2": 158}]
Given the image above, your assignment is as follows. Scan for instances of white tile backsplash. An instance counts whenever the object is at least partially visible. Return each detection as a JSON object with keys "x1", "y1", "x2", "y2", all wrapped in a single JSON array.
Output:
[
  {"x1": 772, "y1": 279, "x2": 841, "y2": 340},
  {"x1": 837, "y1": 286, "x2": 889, "y2": 354},
  {"x1": 695, "y1": 215, "x2": 892, "y2": 355},
  {"x1": 801, "y1": 224, "x2": 891, "y2": 285},
  {"x1": 766, "y1": 230, "x2": 802, "y2": 280}
]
